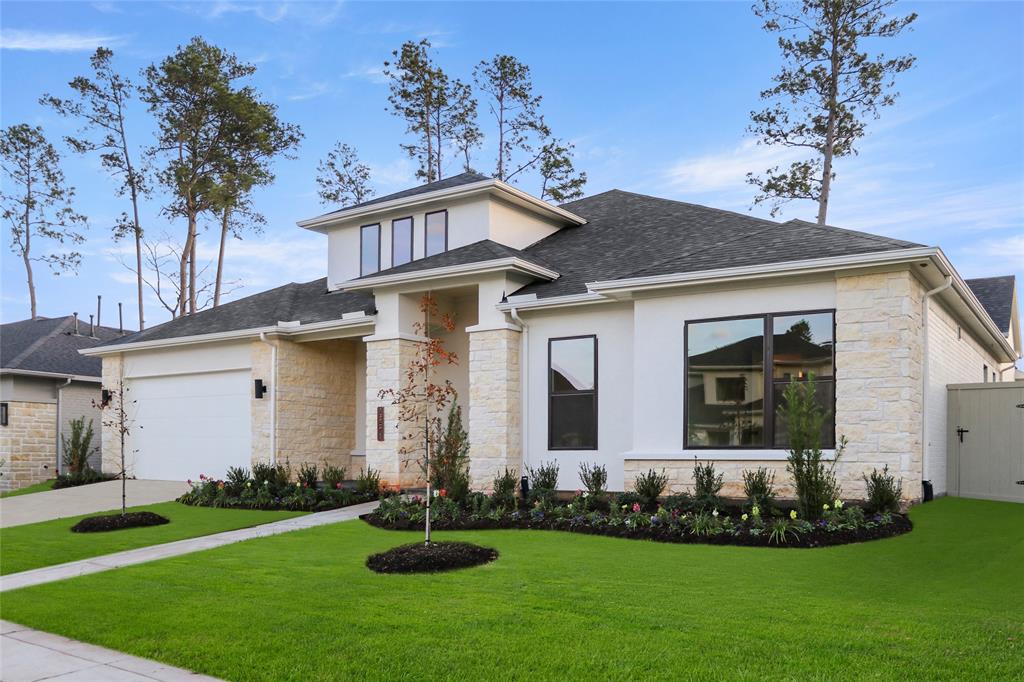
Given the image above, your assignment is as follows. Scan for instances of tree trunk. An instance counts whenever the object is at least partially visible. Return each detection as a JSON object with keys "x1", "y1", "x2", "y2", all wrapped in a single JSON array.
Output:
[
  {"x1": 214, "y1": 206, "x2": 230, "y2": 307},
  {"x1": 817, "y1": 17, "x2": 842, "y2": 226},
  {"x1": 22, "y1": 235, "x2": 36, "y2": 320},
  {"x1": 189, "y1": 232, "x2": 197, "y2": 314},
  {"x1": 178, "y1": 212, "x2": 195, "y2": 316},
  {"x1": 131, "y1": 189, "x2": 145, "y2": 330}
]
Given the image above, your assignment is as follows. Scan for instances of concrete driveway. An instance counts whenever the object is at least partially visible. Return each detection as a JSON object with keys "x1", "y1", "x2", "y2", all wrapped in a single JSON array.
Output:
[{"x1": 0, "y1": 480, "x2": 189, "y2": 528}]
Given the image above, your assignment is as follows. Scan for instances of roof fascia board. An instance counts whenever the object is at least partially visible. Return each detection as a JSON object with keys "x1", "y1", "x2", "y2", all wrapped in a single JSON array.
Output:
[
  {"x1": 342, "y1": 257, "x2": 559, "y2": 292},
  {"x1": 0, "y1": 368, "x2": 100, "y2": 382},
  {"x1": 496, "y1": 292, "x2": 610, "y2": 312},
  {"x1": 297, "y1": 179, "x2": 584, "y2": 231}
]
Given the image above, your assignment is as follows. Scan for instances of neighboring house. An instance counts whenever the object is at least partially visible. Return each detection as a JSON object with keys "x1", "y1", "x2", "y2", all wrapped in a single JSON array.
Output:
[
  {"x1": 1, "y1": 316, "x2": 127, "y2": 490},
  {"x1": 82, "y1": 173, "x2": 1023, "y2": 501}
]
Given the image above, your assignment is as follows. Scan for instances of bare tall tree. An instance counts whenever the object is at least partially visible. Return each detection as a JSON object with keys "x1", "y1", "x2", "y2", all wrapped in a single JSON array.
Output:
[
  {"x1": 0, "y1": 125, "x2": 87, "y2": 319},
  {"x1": 747, "y1": 0, "x2": 917, "y2": 223},
  {"x1": 473, "y1": 55, "x2": 545, "y2": 181},
  {"x1": 42, "y1": 47, "x2": 149, "y2": 329},
  {"x1": 315, "y1": 142, "x2": 374, "y2": 206}
]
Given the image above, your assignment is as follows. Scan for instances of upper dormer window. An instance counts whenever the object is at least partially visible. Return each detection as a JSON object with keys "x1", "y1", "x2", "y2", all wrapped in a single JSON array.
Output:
[
  {"x1": 392, "y1": 217, "x2": 413, "y2": 267},
  {"x1": 425, "y1": 209, "x2": 448, "y2": 257},
  {"x1": 360, "y1": 223, "x2": 380, "y2": 276}
]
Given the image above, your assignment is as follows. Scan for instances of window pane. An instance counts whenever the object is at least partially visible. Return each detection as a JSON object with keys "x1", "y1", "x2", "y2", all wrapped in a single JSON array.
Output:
[
  {"x1": 686, "y1": 317, "x2": 764, "y2": 447},
  {"x1": 550, "y1": 337, "x2": 595, "y2": 392},
  {"x1": 772, "y1": 312, "x2": 834, "y2": 381},
  {"x1": 772, "y1": 380, "x2": 836, "y2": 448},
  {"x1": 425, "y1": 211, "x2": 446, "y2": 256},
  {"x1": 550, "y1": 394, "x2": 596, "y2": 449},
  {"x1": 360, "y1": 224, "x2": 379, "y2": 275},
  {"x1": 392, "y1": 218, "x2": 413, "y2": 266}
]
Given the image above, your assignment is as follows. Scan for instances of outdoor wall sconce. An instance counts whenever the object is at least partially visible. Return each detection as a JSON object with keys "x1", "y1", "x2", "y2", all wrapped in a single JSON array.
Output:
[
  {"x1": 100, "y1": 389, "x2": 112, "y2": 407},
  {"x1": 254, "y1": 379, "x2": 268, "y2": 399},
  {"x1": 0, "y1": 402, "x2": 8, "y2": 427}
]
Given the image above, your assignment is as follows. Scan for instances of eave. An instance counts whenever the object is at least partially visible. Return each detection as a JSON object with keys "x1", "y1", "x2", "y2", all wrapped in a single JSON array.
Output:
[{"x1": 342, "y1": 257, "x2": 560, "y2": 292}]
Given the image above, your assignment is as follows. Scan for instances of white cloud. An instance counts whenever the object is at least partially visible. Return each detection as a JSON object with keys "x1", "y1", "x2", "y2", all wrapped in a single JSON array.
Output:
[
  {"x1": 369, "y1": 158, "x2": 417, "y2": 192},
  {"x1": 287, "y1": 81, "x2": 331, "y2": 101},
  {"x1": 177, "y1": 1, "x2": 344, "y2": 26},
  {"x1": 341, "y1": 66, "x2": 387, "y2": 85},
  {"x1": 662, "y1": 138, "x2": 804, "y2": 195},
  {"x1": 0, "y1": 28, "x2": 126, "y2": 52}
]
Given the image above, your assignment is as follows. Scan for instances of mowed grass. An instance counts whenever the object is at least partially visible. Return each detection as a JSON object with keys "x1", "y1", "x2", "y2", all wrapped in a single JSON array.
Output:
[
  {"x1": 1, "y1": 502, "x2": 305, "y2": 575},
  {"x1": 2, "y1": 497, "x2": 1021, "y2": 681},
  {"x1": 0, "y1": 480, "x2": 56, "y2": 498}
]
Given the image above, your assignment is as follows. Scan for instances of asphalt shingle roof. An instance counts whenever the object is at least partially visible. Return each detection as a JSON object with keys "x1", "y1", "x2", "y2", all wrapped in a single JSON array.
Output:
[
  {"x1": 355, "y1": 239, "x2": 558, "y2": 280},
  {"x1": 106, "y1": 279, "x2": 374, "y2": 346},
  {"x1": 1, "y1": 316, "x2": 127, "y2": 377},
  {"x1": 312, "y1": 172, "x2": 490, "y2": 220},
  {"x1": 965, "y1": 275, "x2": 1015, "y2": 334}
]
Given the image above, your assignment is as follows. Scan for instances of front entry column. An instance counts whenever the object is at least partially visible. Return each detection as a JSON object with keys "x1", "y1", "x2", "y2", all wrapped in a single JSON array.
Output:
[
  {"x1": 364, "y1": 337, "x2": 424, "y2": 489},
  {"x1": 467, "y1": 326, "x2": 522, "y2": 490}
]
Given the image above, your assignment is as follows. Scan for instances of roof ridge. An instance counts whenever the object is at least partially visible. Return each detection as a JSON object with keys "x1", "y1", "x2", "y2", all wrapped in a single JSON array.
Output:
[
  {"x1": 6, "y1": 316, "x2": 73, "y2": 369},
  {"x1": 568, "y1": 189, "x2": 782, "y2": 229}
]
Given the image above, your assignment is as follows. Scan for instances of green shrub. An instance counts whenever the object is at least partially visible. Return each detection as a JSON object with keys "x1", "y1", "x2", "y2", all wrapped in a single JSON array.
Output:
[
  {"x1": 578, "y1": 462, "x2": 608, "y2": 499},
  {"x1": 466, "y1": 491, "x2": 492, "y2": 517},
  {"x1": 768, "y1": 518, "x2": 796, "y2": 545},
  {"x1": 430, "y1": 403, "x2": 471, "y2": 502},
  {"x1": 61, "y1": 417, "x2": 95, "y2": 474},
  {"x1": 692, "y1": 459, "x2": 724, "y2": 511},
  {"x1": 252, "y1": 461, "x2": 290, "y2": 493},
  {"x1": 322, "y1": 463, "x2": 346, "y2": 490},
  {"x1": 297, "y1": 463, "x2": 319, "y2": 488},
  {"x1": 356, "y1": 467, "x2": 382, "y2": 496},
  {"x1": 225, "y1": 466, "x2": 250, "y2": 495},
  {"x1": 780, "y1": 375, "x2": 842, "y2": 519},
  {"x1": 528, "y1": 461, "x2": 559, "y2": 491},
  {"x1": 662, "y1": 492, "x2": 691, "y2": 514},
  {"x1": 491, "y1": 467, "x2": 518, "y2": 509},
  {"x1": 614, "y1": 491, "x2": 643, "y2": 511},
  {"x1": 742, "y1": 467, "x2": 777, "y2": 513},
  {"x1": 54, "y1": 468, "x2": 112, "y2": 489},
  {"x1": 633, "y1": 469, "x2": 668, "y2": 512},
  {"x1": 862, "y1": 466, "x2": 902, "y2": 514}
]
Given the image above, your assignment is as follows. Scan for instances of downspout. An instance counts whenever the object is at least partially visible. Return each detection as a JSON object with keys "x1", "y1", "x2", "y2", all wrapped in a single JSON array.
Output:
[
  {"x1": 921, "y1": 275, "x2": 953, "y2": 496},
  {"x1": 509, "y1": 307, "x2": 528, "y2": 474},
  {"x1": 56, "y1": 377, "x2": 72, "y2": 475},
  {"x1": 258, "y1": 333, "x2": 278, "y2": 465}
]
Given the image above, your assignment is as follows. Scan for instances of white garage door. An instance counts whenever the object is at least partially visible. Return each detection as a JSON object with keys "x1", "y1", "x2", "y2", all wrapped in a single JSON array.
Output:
[{"x1": 126, "y1": 369, "x2": 251, "y2": 481}]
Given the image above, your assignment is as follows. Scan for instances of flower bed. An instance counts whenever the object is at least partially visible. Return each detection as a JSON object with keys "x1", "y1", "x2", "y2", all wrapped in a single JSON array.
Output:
[
  {"x1": 71, "y1": 511, "x2": 170, "y2": 533},
  {"x1": 364, "y1": 494, "x2": 911, "y2": 549},
  {"x1": 366, "y1": 541, "x2": 499, "y2": 574},
  {"x1": 176, "y1": 463, "x2": 382, "y2": 512}
]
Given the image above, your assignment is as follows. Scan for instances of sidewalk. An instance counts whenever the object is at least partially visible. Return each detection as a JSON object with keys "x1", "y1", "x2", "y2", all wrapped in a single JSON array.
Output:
[
  {"x1": 0, "y1": 480, "x2": 190, "y2": 528},
  {"x1": 1, "y1": 619, "x2": 221, "y2": 681},
  {"x1": 1, "y1": 500, "x2": 378, "y2": 592}
]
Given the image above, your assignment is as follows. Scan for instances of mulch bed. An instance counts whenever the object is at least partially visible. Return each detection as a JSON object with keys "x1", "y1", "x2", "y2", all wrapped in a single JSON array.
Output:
[
  {"x1": 71, "y1": 511, "x2": 171, "y2": 533},
  {"x1": 362, "y1": 513, "x2": 912, "y2": 549},
  {"x1": 367, "y1": 541, "x2": 499, "y2": 574}
]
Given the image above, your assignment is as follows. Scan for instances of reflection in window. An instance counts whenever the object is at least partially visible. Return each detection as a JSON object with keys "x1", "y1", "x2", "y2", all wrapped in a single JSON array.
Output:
[
  {"x1": 770, "y1": 312, "x2": 835, "y2": 447},
  {"x1": 425, "y1": 210, "x2": 447, "y2": 257},
  {"x1": 360, "y1": 224, "x2": 380, "y2": 276},
  {"x1": 549, "y1": 336, "x2": 597, "y2": 449},
  {"x1": 392, "y1": 217, "x2": 413, "y2": 267}
]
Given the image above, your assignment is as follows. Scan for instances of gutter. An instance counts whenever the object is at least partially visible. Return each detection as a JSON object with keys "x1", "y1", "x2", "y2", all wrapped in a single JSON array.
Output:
[
  {"x1": 341, "y1": 258, "x2": 560, "y2": 292},
  {"x1": 56, "y1": 377, "x2": 72, "y2": 475},
  {"x1": 258, "y1": 333, "x2": 278, "y2": 465},
  {"x1": 921, "y1": 275, "x2": 953, "y2": 492},
  {"x1": 508, "y1": 307, "x2": 529, "y2": 474}
]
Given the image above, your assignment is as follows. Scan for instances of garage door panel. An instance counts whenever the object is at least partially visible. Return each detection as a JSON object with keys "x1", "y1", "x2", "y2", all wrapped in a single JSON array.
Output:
[{"x1": 126, "y1": 370, "x2": 251, "y2": 481}]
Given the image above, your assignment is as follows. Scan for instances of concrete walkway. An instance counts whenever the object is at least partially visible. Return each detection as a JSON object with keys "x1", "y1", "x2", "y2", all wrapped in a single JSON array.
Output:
[
  {"x1": 1, "y1": 500, "x2": 379, "y2": 592},
  {"x1": 0, "y1": 480, "x2": 190, "y2": 528},
  {"x1": 1, "y1": 619, "x2": 221, "y2": 681}
]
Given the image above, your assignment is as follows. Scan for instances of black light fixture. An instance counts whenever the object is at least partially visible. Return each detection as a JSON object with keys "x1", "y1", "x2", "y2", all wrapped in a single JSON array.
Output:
[
  {"x1": 254, "y1": 379, "x2": 268, "y2": 399},
  {"x1": 520, "y1": 474, "x2": 530, "y2": 498},
  {"x1": 0, "y1": 402, "x2": 8, "y2": 427},
  {"x1": 100, "y1": 389, "x2": 112, "y2": 407}
]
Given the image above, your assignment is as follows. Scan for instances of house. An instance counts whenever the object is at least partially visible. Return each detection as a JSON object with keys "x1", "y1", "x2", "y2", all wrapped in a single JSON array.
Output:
[
  {"x1": 81, "y1": 172, "x2": 1022, "y2": 500},
  {"x1": 1, "y1": 315, "x2": 127, "y2": 490}
]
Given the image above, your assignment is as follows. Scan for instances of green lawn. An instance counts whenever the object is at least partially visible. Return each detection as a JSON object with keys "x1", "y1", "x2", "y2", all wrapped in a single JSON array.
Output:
[
  {"x1": 0, "y1": 480, "x2": 56, "y2": 498},
  {"x1": 1, "y1": 497, "x2": 1021, "y2": 680},
  {"x1": 1, "y1": 502, "x2": 305, "y2": 575}
]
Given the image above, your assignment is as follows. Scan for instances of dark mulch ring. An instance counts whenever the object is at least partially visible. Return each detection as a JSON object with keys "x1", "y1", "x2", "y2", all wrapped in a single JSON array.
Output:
[
  {"x1": 367, "y1": 541, "x2": 499, "y2": 574},
  {"x1": 71, "y1": 511, "x2": 171, "y2": 533},
  {"x1": 362, "y1": 513, "x2": 912, "y2": 549}
]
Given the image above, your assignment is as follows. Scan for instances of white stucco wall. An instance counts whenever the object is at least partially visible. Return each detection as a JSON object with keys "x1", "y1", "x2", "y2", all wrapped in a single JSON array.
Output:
[
  {"x1": 121, "y1": 341, "x2": 252, "y2": 379},
  {"x1": 924, "y1": 295, "x2": 1003, "y2": 494}
]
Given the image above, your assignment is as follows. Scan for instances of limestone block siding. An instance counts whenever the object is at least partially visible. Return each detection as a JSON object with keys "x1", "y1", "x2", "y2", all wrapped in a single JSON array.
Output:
[
  {"x1": 364, "y1": 338, "x2": 423, "y2": 488},
  {"x1": 467, "y1": 328, "x2": 521, "y2": 490},
  {"x1": 99, "y1": 354, "x2": 124, "y2": 475},
  {"x1": 250, "y1": 341, "x2": 272, "y2": 466},
  {"x1": 0, "y1": 401, "x2": 57, "y2": 491},
  {"x1": 59, "y1": 382, "x2": 103, "y2": 472}
]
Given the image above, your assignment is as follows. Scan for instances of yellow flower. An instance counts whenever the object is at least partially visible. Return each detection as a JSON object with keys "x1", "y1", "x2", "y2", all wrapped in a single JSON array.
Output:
[
  {"x1": 741, "y1": 513, "x2": 748, "y2": 521},
  {"x1": 790, "y1": 510, "x2": 798, "y2": 520},
  {"x1": 835, "y1": 499, "x2": 844, "y2": 509},
  {"x1": 823, "y1": 503, "x2": 830, "y2": 511}
]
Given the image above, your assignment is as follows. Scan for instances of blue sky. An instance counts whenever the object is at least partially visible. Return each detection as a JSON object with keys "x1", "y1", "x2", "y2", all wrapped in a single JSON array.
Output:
[{"x1": 1, "y1": 1, "x2": 1022, "y2": 338}]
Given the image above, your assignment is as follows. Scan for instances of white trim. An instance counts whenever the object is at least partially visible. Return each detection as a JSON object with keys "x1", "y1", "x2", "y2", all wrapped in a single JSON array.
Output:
[
  {"x1": 622, "y1": 449, "x2": 836, "y2": 462},
  {"x1": 362, "y1": 332, "x2": 431, "y2": 343},
  {"x1": 124, "y1": 365, "x2": 252, "y2": 380},
  {"x1": 495, "y1": 292, "x2": 609, "y2": 312},
  {"x1": 297, "y1": 179, "x2": 586, "y2": 231},
  {"x1": 342, "y1": 257, "x2": 559, "y2": 291},
  {"x1": 464, "y1": 322, "x2": 522, "y2": 334},
  {"x1": 0, "y1": 368, "x2": 100, "y2": 383}
]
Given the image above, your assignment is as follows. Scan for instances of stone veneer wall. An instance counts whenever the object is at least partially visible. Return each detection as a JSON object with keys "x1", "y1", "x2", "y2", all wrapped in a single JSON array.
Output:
[
  {"x1": 467, "y1": 328, "x2": 521, "y2": 490},
  {"x1": 274, "y1": 339, "x2": 357, "y2": 475},
  {"x1": 250, "y1": 341, "x2": 272, "y2": 466},
  {"x1": 364, "y1": 338, "x2": 423, "y2": 489},
  {"x1": 100, "y1": 353, "x2": 123, "y2": 475},
  {"x1": 625, "y1": 269, "x2": 925, "y2": 502},
  {"x1": 0, "y1": 401, "x2": 57, "y2": 491}
]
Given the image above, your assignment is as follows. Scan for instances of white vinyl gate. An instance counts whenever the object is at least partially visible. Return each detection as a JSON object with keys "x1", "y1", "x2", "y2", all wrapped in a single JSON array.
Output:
[{"x1": 946, "y1": 382, "x2": 1024, "y2": 503}]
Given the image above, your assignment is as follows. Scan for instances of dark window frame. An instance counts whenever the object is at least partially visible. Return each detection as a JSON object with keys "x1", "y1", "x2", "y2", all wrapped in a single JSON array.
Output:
[
  {"x1": 424, "y1": 209, "x2": 448, "y2": 257},
  {"x1": 683, "y1": 308, "x2": 836, "y2": 450},
  {"x1": 547, "y1": 334, "x2": 598, "y2": 451},
  {"x1": 391, "y1": 216, "x2": 414, "y2": 267},
  {"x1": 359, "y1": 223, "x2": 381, "y2": 276}
]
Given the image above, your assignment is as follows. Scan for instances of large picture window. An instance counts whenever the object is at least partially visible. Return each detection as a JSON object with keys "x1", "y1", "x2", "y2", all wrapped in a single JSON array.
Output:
[
  {"x1": 391, "y1": 216, "x2": 413, "y2": 267},
  {"x1": 549, "y1": 335, "x2": 597, "y2": 450},
  {"x1": 685, "y1": 310, "x2": 835, "y2": 449},
  {"x1": 425, "y1": 209, "x2": 448, "y2": 257},
  {"x1": 360, "y1": 223, "x2": 380, "y2": 276}
]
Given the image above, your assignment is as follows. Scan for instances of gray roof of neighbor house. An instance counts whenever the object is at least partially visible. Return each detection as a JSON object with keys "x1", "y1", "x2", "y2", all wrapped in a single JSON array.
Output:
[
  {"x1": 103, "y1": 278, "x2": 374, "y2": 346},
  {"x1": 965, "y1": 275, "x2": 1016, "y2": 335},
  {"x1": 513, "y1": 190, "x2": 924, "y2": 299},
  {"x1": 312, "y1": 171, "x2": 490, "y2": 220},
  {"x1": 1, "y1": 316, "x2": 127, "y2": 377},
  {"x1": 353, "y1": 239, "x2": 558, "y2": 281}
]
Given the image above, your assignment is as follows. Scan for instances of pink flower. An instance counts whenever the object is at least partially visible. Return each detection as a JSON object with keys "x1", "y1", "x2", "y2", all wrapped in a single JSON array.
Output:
[
  {"x1": 187, "y1": 479, "x2": 192, "y2": 485},
  {"x1": 217, "y1": 482, "x2": 224, "y2": 490},
  {"x1": 439, "y1": 488, "x2": 447, "y2": 498},
  {"x1": 632, "y1": 503, "x2": 641, "y2": 513},
  {"x1": 335, "y1": 482, "x2": 342, "y2": 489}
]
